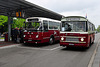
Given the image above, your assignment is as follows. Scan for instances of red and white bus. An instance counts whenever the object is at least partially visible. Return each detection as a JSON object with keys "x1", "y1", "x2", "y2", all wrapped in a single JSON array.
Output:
[
  {"x1": 23, "y1": 17, "x2": 61, "y2": 44},
  {"x1": 60, "y1": 16, "x2": 95, "y2": 48}
]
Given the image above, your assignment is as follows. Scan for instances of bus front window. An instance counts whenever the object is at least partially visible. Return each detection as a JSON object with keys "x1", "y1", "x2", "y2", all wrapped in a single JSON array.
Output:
[
  {"x1": 62, "y1": 22, "x2": 86, "y2": 32},
  {"x1": 25, "y1": 22, "x2": 42, "y2": 31}
]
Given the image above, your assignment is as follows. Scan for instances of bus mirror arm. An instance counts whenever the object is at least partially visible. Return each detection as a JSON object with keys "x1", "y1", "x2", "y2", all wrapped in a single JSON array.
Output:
[{"x1": 24, "y1": 22, "x2": 26, "y2": 29}]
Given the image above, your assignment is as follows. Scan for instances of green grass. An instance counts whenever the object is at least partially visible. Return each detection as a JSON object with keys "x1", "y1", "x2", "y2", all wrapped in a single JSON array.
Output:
[{"x1": 0, "y1": 37, "x2": 4, "y2": 39}]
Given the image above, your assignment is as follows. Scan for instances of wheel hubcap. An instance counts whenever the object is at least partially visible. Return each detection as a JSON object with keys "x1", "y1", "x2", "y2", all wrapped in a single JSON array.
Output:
[{"x1": 50, "y1": 38, "x2": 53, "y2": 44}]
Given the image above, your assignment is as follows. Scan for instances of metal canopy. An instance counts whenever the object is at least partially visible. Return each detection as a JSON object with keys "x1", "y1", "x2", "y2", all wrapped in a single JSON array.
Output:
[
  {"x1": 0, "y1": 0, "x2": 63, "y2": 20},
  {"x1": 0, "y1": 0, "x2": 63, "y2": 41}
]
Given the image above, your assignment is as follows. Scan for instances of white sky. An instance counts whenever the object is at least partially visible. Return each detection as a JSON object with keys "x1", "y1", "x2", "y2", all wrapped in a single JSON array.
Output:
[{"x1": 26, "y1": 0, "x2": 100, "y2": 28}]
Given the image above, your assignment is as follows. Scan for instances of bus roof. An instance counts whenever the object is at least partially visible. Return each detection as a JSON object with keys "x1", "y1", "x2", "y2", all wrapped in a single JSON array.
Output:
[
  {"x1": 61, "y1": 16, "x2": 88, "y2": 21},
  {"x1": 63, "y1": 16, "x2": 87, "y2": 19},
  {"x1": 61, "y1": 16, "x2": 95, "y2": 26},
  {"x1": 26, "y1": 17, "x2": 61, "y2": 23}
]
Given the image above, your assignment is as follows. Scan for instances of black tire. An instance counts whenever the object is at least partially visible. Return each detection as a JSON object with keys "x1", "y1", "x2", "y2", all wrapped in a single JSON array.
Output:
[
  {"x1": 90, "y1": 38, "x2": 92, "y2": 46},
  {"x1": 92, "y1": 38, "x2": 94, "y2": 44},
  {"x1": 66, "y1": 46, "x2": 69, "y2": 48},
  {"x1": 86, "y1": 38, "x2": 91, "y2": 49},
  {"x1": 87, "y1": 38, "x2": 91, "y2": 49},
  {"x1": 23, "y1": 42, "x2": 28, "y2": 45},
  {"x1": 92, "y1": 41, "x2": 94, "y2": 44},
  {"x1": 49, "y1": 37, "x2": 54, "y2": 45}
]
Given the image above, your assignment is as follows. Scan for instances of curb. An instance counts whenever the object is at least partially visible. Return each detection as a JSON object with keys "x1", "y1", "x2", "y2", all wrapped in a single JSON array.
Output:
[{"x1": 88, "y1": 38, "x2": 100, "y2": 67}]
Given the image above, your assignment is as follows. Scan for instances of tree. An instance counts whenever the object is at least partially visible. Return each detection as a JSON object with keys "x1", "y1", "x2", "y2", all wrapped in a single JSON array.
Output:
[
  {"x1": 0, "y1": 15, "x2": 8, "y2": 26},
  {"x1": 0, "y1": 15, "x2": 25, "y2": 33},
  {"x1": 11, "y1": 18, "x2": 25, "y2": 28},
  {"x1": 97, "y1": 25, "x2": 100, "y2": 32},
  {"x1": 0, "y1": 15, "x2": 8, "y2": 33}
]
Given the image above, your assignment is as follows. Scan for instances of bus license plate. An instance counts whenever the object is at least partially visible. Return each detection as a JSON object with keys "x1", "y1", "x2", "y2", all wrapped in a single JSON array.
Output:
[
  {"x1": 69, "y1": 44, "x2": 74, "y2": 45},
  {"x1": 28, "y1": 40, "x2": 32, "y2": 41}
]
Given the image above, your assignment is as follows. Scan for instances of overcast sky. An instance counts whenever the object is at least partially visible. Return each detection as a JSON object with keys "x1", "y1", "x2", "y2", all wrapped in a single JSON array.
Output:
[{"x1": 26, "y1": 0, "x2": 100, "y2": 28}]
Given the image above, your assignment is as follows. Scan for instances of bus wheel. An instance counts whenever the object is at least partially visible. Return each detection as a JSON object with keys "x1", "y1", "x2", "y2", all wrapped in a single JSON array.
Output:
[
  {"x1": 88, "y1": 38, "x2": 92, "y2": 48},
  {"x1": 92, "y1": 41, "x2": 94, "y2": 44},
  {"x1": 86, "y1": 38, "x2": 91, "y2": 49},
  {"x1": 49, "y1": 37, "x2": 54, "y2": 45},
  {"x1": 23, "y1": 43, "x2": 28, "y2": 45},
  {"x1": 92, "y1": 38, "x2": 94, "y2": 44},
  {"x1": 90, "y1": 38, "x2": 92, "y2": 46}
]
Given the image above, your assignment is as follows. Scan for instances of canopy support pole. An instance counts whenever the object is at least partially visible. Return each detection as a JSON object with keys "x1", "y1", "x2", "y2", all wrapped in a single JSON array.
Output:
[{"x1": 8, "y1": 12, "x2": 11, "y2": 42}]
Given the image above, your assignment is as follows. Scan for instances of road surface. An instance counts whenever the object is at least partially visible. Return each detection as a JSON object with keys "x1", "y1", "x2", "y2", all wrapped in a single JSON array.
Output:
[{"x1": 0, "y1": 33, "x2": 100, "y2": 67}]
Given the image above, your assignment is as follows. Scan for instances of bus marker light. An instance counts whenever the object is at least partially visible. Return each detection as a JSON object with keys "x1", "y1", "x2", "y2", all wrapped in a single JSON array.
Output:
[
  {"x1": 81, "y1": 38, "x2": 84, "y2": 41},
  {"x1": 23, "y1": 35, "x2": 26, "y2": 37},
  {"x1": 31, "y1": 33, "x2": 33, "y2": 34},
  {"x1": 36, "y1": 35, "x2": 39, "y2": 38},
  {"x1": 24, "y1": 41, "x2": 26, "y2": 43},
  {"x1": 61, "y1": 37, "x2": 64, "y2": 40}
]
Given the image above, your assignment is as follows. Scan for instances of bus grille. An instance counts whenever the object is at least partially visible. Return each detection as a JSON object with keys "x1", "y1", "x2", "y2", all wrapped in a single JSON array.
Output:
[{"x1": 66, "y1": 38, "x2": 79, "y2": 41}]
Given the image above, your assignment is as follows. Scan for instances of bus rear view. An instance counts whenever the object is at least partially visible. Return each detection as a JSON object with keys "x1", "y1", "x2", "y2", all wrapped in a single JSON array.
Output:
[{"x1": 60, "y1": 16, "x2": 95, "y2": 48}]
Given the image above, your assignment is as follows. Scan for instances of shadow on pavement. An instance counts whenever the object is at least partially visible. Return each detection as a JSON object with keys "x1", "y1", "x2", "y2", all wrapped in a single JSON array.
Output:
[
  {"x1": 60, "y1": 45, "x2": 94, "y2": 52},
  {"x1": 21, "y1": 41, "x2": 59, "y2": 48},
  {"x1": 60, "y1": 43, "x2": 94, "y2": 52},
  {"x1": 0, "y1": 41, "x2": 17, "y2": 47},
  {"x1": 61, "y1": 47, "x2": 88, "y2": 52}
]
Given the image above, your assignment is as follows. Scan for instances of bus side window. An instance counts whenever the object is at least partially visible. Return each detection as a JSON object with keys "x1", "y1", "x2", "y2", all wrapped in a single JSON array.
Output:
[{"x1": 43, "y1": 20, "x2": 48, "y2": 32}]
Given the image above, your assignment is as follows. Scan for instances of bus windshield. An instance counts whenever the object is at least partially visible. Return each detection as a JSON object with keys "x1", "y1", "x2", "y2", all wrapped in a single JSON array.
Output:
[
  {"x1": 25, "y1": 22, "x2": 42, "y2": 31},
  {"x1": 61, "y1": 21, "x2": 86, "y2": 32}
]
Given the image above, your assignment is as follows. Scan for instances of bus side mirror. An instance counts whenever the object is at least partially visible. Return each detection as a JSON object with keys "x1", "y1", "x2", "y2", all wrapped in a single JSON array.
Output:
[
  {"x1": 44, "y1": 28, "x2": 48, "y2": 31},
  {"x1": 45, "y1": 28, "x2": 48, "y2": 31},
  {"x1": 43, "y1": 28, "x2": 48, "y2": 32}
]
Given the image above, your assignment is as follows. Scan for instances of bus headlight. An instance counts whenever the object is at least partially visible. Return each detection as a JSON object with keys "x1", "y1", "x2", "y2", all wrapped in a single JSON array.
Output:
[
  {"x1": 36, "y1": 35, "x2": 39, "y2": 38},
  {"x1": 31, "y1": 32, "x2": 33, "y2": 34},
  {"x1": 28, "y1": 32, "x2": 29, "y2": 34},
  {"x1": 23, "y1": 35, "x2": 26, "y2": 37},
  {"x1": 81, "y1": 38, "x2": 84, "y2": 41},
  {"x1": 24, "y1": 30, "x2": 27, "y2": 32},
  {"x1": 61, "y1": 37, "x2": 64, "y2": 41}
]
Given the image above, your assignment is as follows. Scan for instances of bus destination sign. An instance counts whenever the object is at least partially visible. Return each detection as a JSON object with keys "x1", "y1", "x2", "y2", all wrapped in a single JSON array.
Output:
[{"x1": 66, "y1": 18, "x2": 80, "y2": 21}]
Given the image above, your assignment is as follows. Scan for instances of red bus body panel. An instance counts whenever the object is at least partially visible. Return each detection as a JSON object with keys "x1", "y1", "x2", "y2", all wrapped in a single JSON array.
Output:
[
  {"x1": 23, "y1": 30, "x2": 60, "y2": 44},
  {"x1": 60, "y1": 32, "x2": 95, "y2": 47}
]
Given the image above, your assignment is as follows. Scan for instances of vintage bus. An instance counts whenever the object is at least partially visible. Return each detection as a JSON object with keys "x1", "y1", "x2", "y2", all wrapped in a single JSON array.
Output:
[
  {"x1": 23, "y1": 17, "x2": 61, "y2": 44},
  {"x1": 60, "y1": 16, "x2": 95, "y2": 48}
]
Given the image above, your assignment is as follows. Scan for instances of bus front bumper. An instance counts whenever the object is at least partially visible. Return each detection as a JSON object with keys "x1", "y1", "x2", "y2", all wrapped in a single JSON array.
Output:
[
  {"x1": 24, "y1": 39, "x2": 42, "y2": 44},
  {"x1": 60, "y1": 42, "x2": 88, "y2": 47}
]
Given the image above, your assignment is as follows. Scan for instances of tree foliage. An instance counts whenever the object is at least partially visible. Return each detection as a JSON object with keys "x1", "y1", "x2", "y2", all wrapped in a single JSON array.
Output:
[
  {"x1": 0, "y1": 15, "x2": 8, "y2": 26},
  {"x1": 0, "y1": 15, "x2": 8, "y2": 33},
  {"x1": 97, "y1": 25, "x2": 100, "y2": 32},
  {"x1": 11, "y1": 18, "x2": 25, "y2": 28},
  {"x1": 0, "y1": 15, "x2": 25, "y2": 33}
]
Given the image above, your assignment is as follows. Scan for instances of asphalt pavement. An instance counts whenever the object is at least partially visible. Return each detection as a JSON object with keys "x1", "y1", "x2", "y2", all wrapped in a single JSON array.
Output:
[
  {"x1": 92, "y1": 33, "x2": 100, "y2": 67},
  {"x1": 0, "y1": 33, "x2": 100, "y2": 67}
]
